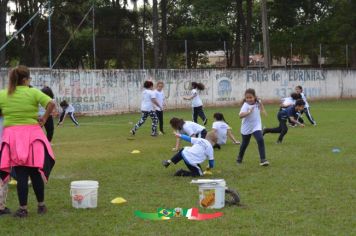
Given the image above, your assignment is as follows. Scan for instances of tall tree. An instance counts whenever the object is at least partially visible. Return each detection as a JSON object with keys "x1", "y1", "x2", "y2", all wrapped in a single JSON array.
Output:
[
  {"x1": 234, "y1": 0, "x2": 243, "y2": 68},
  {"x1": 160, "y1": 0, "x2": 167, "y2": 68},
  {"x1": 261, "y1": 0, "x2": 271, "y2": 68},
  {"x1": 152, "y1": 0, "x2": 159, "y2": 68},
  {"x1": 0, "y1": 0, "x2": 8, "y2": 66},
  {"x1": 244, "y1": 0, "x2": 253, "y2": 67}
]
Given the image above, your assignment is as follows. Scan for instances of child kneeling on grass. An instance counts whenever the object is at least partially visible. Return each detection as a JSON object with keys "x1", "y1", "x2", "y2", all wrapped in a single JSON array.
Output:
[{"x1": 162, "y1": 131, "x2": 217, "y2": 177}]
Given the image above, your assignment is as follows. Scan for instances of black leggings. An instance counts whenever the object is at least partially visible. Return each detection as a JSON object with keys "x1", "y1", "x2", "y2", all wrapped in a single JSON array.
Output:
[
  {"x1": 156, "y1": 110, "x2": 164, "y2": 133},
  {"x1": 44, "y1": 116, "x2": 54, "y2": 142},
  {"x1": 171, "y1": 149, "x2": 203, "y2": 176},
  {"x1": 237, "y1": 130, "x2": 266, "y2": 162},
  {"x1": 13, "y1": 166, "x2": 44, "y2": 206},
  {"x1": 264, "y1": 114, "x2": 288, "y2": 142},
  {"x1": 193, "y1": 106, "x2": 207, "y2": 124}
]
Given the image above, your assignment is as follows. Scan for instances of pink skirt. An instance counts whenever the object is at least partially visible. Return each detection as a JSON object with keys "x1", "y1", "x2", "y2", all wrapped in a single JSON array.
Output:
[{"x1": 0, "y1": 125, "x2": 55, "y2": 184}]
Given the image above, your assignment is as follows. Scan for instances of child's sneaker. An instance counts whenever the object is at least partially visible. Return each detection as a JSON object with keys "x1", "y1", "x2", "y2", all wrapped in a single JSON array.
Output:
[
  {"x1": 260, "y1": 160, "x2": 269, "y2": 166},
  {"x1": 37, "y1": 205, "x2": 47, "y2": 215},
  {"x1": 13, "y1": 208, "x2": 28, "y2": 218},
  {"x1": 130, "y1": 129, "x2": 136, "y2": 136},
  {"x1": 0, "y1": 207, "x2": 11, "y2": 216},
  {"x1": 276, "y1": 140, "x2": 282, "y2": 144},
  {"x1": 236, "y1": 159, "x2": 243, "y2": 165},
  {"x1": 162, "y1": 160, "x2": 171, "y2": 168}
]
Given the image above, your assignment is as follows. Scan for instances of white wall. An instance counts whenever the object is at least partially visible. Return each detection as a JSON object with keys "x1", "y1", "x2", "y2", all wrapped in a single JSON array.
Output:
[{"x1": 0, "y1": 69, "x2": 355, "y2": 115}]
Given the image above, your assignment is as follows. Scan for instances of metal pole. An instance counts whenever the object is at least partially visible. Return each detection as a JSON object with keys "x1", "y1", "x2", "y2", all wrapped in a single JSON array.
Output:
[
  {"x1": 319, "y1": 43, "x2": 322, "y2": 68},
  {"x1": 48, "y1": 0, "x2": 52, "y2": 68},
  {"x1": 141, "y1": 38, "x2": 145, "y2": 69},
  {"x1": 290, "y1": 43, "x2": 293, "y2": 69},
  {"x1": 185, "y1": 40, "x2": 188, "y2": 69},
  {"x1": 261, "y1": 0, "x2": 271, "y2": 69},
  {"x1": 92, "y1": 3, "x2": 96, "y2": 69},
  {"x1": 0, "y1": 3, "x2": 47, "y2": 52},
  {"x1": 346, "y1": 44, "x2": 349, "y2": 68}
]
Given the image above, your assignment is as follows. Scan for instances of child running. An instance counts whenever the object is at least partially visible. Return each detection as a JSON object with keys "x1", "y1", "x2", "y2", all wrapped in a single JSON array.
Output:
[
  {"x1": 212, "y1": 112, "x2": 240, "y2": 150},
  {"x1": 280, "y1": 92, "x2": 302, "y2": 109},
  {"x1": 58, "y1": 100, "x2": 79, "y2": 127},
  {"x1": 183, "y1": 82, "x2": 207, "y2": 125},
  {"x1": 170, "y1": 117, "x2": 207, "y2": 151},
  {"x1": 162, "y1": 131, "x2": 217, "y2": 177},
  {"x1": 237, "y1": 89, "x2": 269, "y2": 166},
  {"x1": 131, "y1": 81, "x2": 161, "y2": 136},
  {"x1": 155, "y1": 81, "x2": 165, "y2": 134},
  {"x1": 40, "y1": 86, "x2": 55, "y2": 142},
  {"x1": 263, "y1": 99, "x2": 305, "y2": 144},
  {"x1": 295, "y1": 85, "x2": 316, "y2": 125}
]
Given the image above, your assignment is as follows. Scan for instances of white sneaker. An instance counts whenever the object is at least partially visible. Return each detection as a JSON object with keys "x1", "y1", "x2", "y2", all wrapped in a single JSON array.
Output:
[{"x1": 260, "y1": 160, "x2": 269, "y2": 166}]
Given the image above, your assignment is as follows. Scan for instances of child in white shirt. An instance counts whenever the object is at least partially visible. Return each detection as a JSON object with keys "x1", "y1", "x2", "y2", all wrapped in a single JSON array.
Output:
[
  {"x1": 183, "y1": 82, "x2": 207, "y2": 125},
  {"x1": 295, "y1": 85, "x2": 316, "y2": 125},
  {"x1": 58, "y1": 100, "x2": 79, "y2": 126},
  {"x1": 170, "y1": 117, "x2": 207, "y2": 151},
  {"x1": 162, "y1": 131, "x2": 217, "y2": 177},
  {"x1": 212, "y1": 112, "x2": 240, "y2": 149},
  {"x1": 154, "y1": 81, "x2": 165, "y2": 134},
  {"x1": 237, "y1": 89, "x2": 269, "y2": 166},
  {"x1": 131, "y1": 81, "x2": 162, "y2": 136}
]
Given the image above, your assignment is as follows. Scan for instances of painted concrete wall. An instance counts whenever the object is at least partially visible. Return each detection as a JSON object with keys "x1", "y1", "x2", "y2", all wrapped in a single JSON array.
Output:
[{"x1": 0, "y1": 69, "x2": 355, "y2": 115}]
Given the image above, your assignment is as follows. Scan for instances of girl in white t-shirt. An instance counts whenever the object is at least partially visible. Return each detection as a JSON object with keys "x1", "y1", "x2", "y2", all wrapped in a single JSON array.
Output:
[
  {"x1": 154, "y1": 81, "x2": 165, "y2": 134},
  {"x1": 58, "y1": 100, "x2": 79, "y2": 126},
  {"x1": 183, "y1": 82, "x2": 207, "y2": 125},
  {"x1": 237, "y1": 89, "x2": 269, "y2": 166},
  {"x1": 131, "y1": 81, "x2": 162, "y2": 136},
  {"x1": 170, "y1": 117, "x2": 207, "y2": 151},
  {"x1": 212, "y1": 112, "x2": 240, "y2": 149},
  {"x1": 162, "y1": 131, "x2": 217, "y2": 177},
  {"x1": 295, "y1": 85, "x2": 316, "y2": 125}
]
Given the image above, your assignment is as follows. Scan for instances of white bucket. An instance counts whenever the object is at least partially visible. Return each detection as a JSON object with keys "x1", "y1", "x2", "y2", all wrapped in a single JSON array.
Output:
[
  {"x1": 70, "y1": 180, "x2": 99, "y2": 209},
  {"x1": 191, "y1": 179, "x2": 226, "y2": 209}
]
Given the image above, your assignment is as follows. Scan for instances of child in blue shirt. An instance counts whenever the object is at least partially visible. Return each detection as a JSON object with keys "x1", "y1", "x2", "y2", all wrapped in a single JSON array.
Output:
[{"x1": 263, "y1": 99, "x2": 305, "y2": 144}]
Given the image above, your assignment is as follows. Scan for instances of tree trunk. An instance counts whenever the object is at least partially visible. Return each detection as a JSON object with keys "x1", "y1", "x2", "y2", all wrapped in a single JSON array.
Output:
[
  {"x1": 239, "y1": 0, "x2": 246, "y2": 67},
  {"x1": 261, "y1": 0, "x2": 271, "y2": 68},
  {"x1": 0, "y1": 0, "x2": 8, "y2": 67},
  {"x1": 160, "y1": 0, "x2": 168, "y2": 68},
  {"x1": 152, "y1": 0, "x2": 159, "y2": 69},
  {"x1": 244, "y1": 0, "x2": 253, "y2": 67},
  {"x1": 234, "y1": 0, "x2": 242, "y2": 68}
]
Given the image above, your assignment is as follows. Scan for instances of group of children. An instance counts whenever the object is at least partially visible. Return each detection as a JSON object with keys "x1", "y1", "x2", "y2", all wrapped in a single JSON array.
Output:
[{"x1": 131, "y1": 80, "x2": 316, "y2": 177}]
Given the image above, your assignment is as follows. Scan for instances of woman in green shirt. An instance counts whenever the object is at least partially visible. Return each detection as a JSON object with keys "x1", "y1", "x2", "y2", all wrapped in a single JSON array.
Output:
[{"x1": 0, "y1": 65, "x2": 56, "y2": 218}]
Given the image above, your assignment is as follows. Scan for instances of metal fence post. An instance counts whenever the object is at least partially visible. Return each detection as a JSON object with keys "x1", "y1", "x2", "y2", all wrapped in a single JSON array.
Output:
[
  {"x1": 319, "y1": 43, "x2": 322, "y2": 68},
  {"x1": 346, "y1": 44, "x2": 349, "y2": 68},
  {"x1": 290, "y1": 43, "x2": 293, "y2": 69},
  {"x1": 48, "y1": 0, "x2": 52, "y2": 68},
  {"x1": 92, "y1": 3, "x2": 96, "y2": 69},
  {"x1": 185, "y1": 40, "x2": 188, "y2": 69},
  {"x1": 141, "y1": 38, "x2": 145, "y2": 69}
]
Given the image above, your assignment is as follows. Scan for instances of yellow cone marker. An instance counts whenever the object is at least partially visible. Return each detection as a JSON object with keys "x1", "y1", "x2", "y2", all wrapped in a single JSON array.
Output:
[
  {"x1": 111, "y1": 197, "x2": 127, "y2": 204},
  {"x1": 203, "y1": 170, "x2": 213, "y2": 175},
  {"x1": 131, "y1": 150, "x2": 141, "y2": 154}
]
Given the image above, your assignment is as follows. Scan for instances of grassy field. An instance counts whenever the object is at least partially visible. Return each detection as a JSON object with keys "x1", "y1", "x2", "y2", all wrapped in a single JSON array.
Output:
[{"x1": 0, "y1": 100, "x2": 355, "y2": 236}]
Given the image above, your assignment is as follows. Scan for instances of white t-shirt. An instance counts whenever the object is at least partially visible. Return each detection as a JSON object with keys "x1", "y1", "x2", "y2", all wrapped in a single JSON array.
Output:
[
  {"x1": 212, "y1": 121, "x2": 231, "y2": 145},
  {"x1": 154, "y1": 90, "x2": 165, "y2": 111},
  {"x1": 300, "y1": 92, "x2": 310, "y2": 108},
  {"x1": 191, "y1": 89, "x2": 203, "y2": 107},
  {"x1": 65, "y1": 104, "x2": 75, "y2": 114},
  {"x1": 141, "y1": 89, "x2": 156, "y2": 111},
  {"x1": 181, "y1": 121, "x2": 205, "y2": 136},
  {"x1": 240, "y1": 102, "x2": 262, "y2": 135},
  {"x1": 182, "y1": 138, "x2": 214, "y2": 165},
  {"x1": 282, "y1": 97, "x2": 295, "y2": 107}
]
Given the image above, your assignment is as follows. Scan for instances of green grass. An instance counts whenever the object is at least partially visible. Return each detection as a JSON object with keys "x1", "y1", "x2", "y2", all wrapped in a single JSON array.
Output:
[{"x1": 1, "y1": 100, "x2": 355, "y2": 236}]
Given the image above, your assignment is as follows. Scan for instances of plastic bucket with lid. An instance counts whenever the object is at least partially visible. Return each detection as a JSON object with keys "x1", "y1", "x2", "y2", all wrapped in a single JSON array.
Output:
[
  {"x1": 191, "y1": 179, "x2": 226, "y2": 209},
  {"x1": 70, "y1": 180, "x2": 99, "y2": 209}
]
